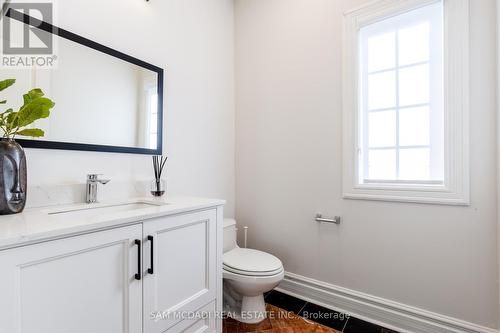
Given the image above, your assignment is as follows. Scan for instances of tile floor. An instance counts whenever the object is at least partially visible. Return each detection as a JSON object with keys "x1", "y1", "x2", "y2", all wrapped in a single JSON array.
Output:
[{"x1": 222, "y1": 290, "x2": 400, "y2": 333}]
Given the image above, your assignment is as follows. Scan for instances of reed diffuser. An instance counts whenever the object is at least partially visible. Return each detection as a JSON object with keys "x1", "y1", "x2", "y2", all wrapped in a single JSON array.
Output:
[{"x1": 151, "y1": 155, "x2": 167, "y2": 197}]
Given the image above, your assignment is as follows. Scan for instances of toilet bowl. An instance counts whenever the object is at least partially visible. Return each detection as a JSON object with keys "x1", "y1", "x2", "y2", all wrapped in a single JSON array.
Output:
[{"x1": 223, "y1": 219, "x2": 284, "y2": 324}]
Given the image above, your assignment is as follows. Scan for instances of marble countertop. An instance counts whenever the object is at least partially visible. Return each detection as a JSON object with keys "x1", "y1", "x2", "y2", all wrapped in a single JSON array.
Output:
[{"x1": 0, "y1": 195, "x2": 225, "y2": 251}]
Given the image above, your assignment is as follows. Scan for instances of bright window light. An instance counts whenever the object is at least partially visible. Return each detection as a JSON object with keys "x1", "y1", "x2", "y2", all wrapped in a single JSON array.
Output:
[
  {"x1": 359, "y1": 2, "x2": 443, "y2": 183},
  {"x1": 149, "y1": 92, "x2": 158, "y2": 149}
]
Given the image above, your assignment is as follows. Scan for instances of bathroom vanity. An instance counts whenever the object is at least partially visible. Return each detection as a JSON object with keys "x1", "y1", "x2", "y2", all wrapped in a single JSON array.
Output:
[
  {"x1": 0, "y1": 196, "x2": 224, "y2": 333},
  {"x1": 0, "y1": 9, "x2": 225, "y2": 333}
]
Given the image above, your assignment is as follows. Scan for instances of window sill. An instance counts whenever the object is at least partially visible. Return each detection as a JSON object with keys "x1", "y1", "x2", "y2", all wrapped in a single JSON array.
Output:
[{"x1": 343, "y1": 185, "x2": 470, "y2": 206}]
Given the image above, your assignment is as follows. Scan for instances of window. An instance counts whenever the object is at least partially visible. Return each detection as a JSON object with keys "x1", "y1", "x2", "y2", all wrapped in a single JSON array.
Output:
[
  {"x1": 148, "y1": 91, "x2": 159, "y2": 149},
  {"x1": 342, "y1": 0, "x2": 469, "y2": 205},
  {"x1": 360, "y1": 3, "x2": 443, "y2": 184},
  {"x1": 142, "y1": 82, "x2": 158, "y2": 150}
]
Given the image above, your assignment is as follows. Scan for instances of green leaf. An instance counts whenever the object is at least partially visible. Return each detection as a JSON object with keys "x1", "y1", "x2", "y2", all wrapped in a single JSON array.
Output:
[
  {"x1": 0, "y1": 108, "x2": 13, "y2": 120},
  {"x1": 16, "y1": 128, "x2": 45, "y2": 137},
  {"x1": 6, "y1": 111, "x2": 17, "y2": 128},
  {"x1": 17, "y1": 97, "x2": 54, "y2": 127},
  {"x1": 0, "y1": 85, "x2": 53, "y2": 139},
  {"x1": 0, "y1": 79, "x2": 15, "y2": 92},
  {"x1": 22, "y1": 88, "x2": 44, "y2": 105},
  {"x1": 0, "y1": 108, "x2": 12, "y2": 117},
  {"x1": 0, "y1": 100, "x2": 6, "y2": 104}
]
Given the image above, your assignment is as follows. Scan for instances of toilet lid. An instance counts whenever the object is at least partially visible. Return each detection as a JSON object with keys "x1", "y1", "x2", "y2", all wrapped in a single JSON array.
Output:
[{"x1": 223, "y1": 248, "x2": 283, "y2": 275}]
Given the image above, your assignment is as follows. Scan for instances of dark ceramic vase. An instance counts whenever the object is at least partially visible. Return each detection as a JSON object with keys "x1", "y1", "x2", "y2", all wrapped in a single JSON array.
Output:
[{"x1": 0, "y1": 139, "x2": 27, "y2": 214}]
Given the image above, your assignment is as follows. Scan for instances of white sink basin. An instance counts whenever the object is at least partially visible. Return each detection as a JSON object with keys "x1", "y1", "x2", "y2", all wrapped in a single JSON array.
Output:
[{"x1": 48, "y1": 201, "x2": 167, "y2": 217}]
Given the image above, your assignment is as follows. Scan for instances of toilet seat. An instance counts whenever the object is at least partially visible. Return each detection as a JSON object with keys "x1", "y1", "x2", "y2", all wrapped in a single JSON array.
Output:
[
  {"x1": 223, "y1": 248, "x2": 283, "y2": 277},
  {"x1": 223, "y1": 265, "x2": 284, "y2": 277}
]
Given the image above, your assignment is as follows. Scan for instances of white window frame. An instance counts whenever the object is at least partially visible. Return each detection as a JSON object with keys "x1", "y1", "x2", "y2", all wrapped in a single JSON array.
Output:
[{"x1": 342, "y1": 0, "x2": 470, "y2": 205}]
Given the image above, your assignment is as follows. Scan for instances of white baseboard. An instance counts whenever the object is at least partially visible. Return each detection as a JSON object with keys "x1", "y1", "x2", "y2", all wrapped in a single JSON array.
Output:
[{"x1": 276, "y1": 272, "x2": 498, "y2": 333}]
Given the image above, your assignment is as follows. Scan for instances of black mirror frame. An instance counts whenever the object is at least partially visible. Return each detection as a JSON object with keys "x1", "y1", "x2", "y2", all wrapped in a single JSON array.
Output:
[{"x1": 5, "y1": 8, "x2": 164, "y2": 155}]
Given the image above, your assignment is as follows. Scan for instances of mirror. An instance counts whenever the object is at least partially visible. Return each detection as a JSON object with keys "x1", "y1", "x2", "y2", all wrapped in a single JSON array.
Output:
[{"x1": 2, "y1": 9, "x2": 163, "y2": 155}]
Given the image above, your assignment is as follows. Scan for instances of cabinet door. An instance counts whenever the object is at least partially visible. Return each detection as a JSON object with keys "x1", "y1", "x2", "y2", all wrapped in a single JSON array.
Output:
[
  {"x1": 0, "y1": 224, "x2": 143, "y2": 333},
  {"x1": 143, "y1": 210, "x2": 217, "y2": 333}
]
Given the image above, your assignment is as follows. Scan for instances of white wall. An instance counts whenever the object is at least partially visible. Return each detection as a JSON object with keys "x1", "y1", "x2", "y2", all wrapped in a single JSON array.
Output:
[
  {"x1": 21, "y1": 0, "x2": 235, "y2": 215},
  {"x1": 497, "y1": 0, "x2": 500, "y2": 326},
  {"x1": 235, "y1": 0, "x2": 498, "y2": 328}
]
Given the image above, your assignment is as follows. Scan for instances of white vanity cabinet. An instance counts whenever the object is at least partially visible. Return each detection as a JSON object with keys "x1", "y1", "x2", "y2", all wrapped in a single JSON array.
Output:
[
  {"x1": 0, "y1": 224, "x2": 144, "y2": 333},
  {"x1": 0, "y1": 204, "x2": 223, "y2": 333}
]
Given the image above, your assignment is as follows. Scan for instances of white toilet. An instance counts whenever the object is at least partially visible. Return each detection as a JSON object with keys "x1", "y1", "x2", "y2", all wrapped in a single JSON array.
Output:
[{"x1": 223, "y1": 218, "x2": 284, "y2": 324}]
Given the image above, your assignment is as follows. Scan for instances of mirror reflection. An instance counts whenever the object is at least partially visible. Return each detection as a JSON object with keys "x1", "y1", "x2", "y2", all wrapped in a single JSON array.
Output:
[{"x1": 2, "y1": 35, "x2": 161, "y2": 151}]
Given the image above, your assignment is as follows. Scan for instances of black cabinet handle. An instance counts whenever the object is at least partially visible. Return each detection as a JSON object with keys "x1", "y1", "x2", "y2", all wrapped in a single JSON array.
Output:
[
  {"x1": 147, "y1": 235, "x2": 154, "y2": 275},
  {"x1": 134, "y1": 239, "x2": 141, "y2": 280}
]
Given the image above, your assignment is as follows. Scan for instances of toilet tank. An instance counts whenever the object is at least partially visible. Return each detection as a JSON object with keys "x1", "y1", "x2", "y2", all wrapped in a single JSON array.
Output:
[{"x1": 223, "y1": 218, "x2": 238, "y2": 253}]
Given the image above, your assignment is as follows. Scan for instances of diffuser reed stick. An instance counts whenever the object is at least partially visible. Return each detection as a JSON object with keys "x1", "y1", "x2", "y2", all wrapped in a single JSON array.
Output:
[{"x1": 151, "y1": 155, "x2": 167, "y2": 196}]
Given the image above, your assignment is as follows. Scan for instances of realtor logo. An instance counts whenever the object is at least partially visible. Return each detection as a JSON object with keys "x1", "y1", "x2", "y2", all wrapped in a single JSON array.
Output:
[
  {"x1": 1, "y1": 2, "x2": 56, "y2": 68},
  {"x1": 3, "y1": 3, "x2": 53, "y2": 54}
]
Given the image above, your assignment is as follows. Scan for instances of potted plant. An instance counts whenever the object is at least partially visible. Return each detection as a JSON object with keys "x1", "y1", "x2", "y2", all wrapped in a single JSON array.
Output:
[{"x1": 0, "y1": 78, "x2": 55, "y2": 214}]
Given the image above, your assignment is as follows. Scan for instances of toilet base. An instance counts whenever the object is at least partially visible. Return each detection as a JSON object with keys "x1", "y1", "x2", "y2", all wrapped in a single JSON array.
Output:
[
  {"x1": 241, "y1": 295, "x2": 267, "y2": 323},
  {"x1": 224, "y1": 284, "x2": 267, "y2": 324}
]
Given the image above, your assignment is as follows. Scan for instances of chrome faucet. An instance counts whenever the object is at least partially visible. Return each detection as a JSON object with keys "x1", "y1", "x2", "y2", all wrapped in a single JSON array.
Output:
[{"x1": 86, "y1": 174, "x2": 110, "y2": 203}]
